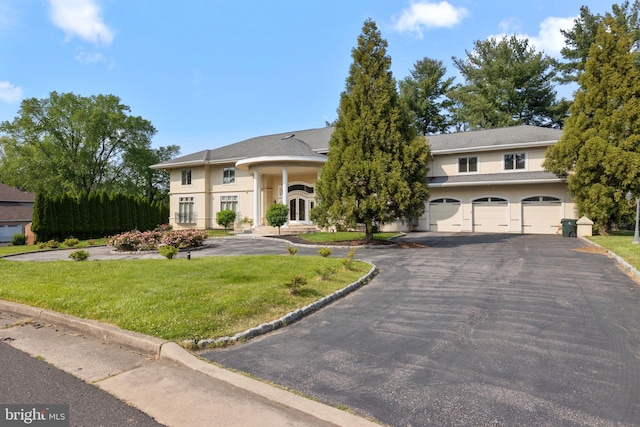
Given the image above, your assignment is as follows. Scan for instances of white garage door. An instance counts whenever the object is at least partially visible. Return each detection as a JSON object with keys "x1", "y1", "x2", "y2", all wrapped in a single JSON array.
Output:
[
  {"x1": 429, "y1": 198, "x2": 462, "y2": 232},
  {"x1": 522, "y1": 196, "x2": 562, "y2": 234},
  {"x1": 473, "y1": 197, "x2": 508, "y2": 233},
  {"x1": 0, "y1": 225, "x2": 21, "y2": 243}
]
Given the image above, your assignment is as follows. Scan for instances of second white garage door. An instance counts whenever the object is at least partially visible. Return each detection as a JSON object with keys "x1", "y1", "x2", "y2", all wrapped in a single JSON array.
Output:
[
  {"x1": 472, "y1": 197, "x2": 508, "y2": 233},
  {"x1": 522, "y1": 196, "x2": 562, "y2": 234}
]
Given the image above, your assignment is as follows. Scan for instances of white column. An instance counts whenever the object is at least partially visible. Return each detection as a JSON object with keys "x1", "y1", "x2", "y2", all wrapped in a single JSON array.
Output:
[
  {"x1": 253, "y1": 171, "x2": 261, "y2": 227},
  {"x1": 282, "y1": 167, "x2": 289, "y2": 228}
]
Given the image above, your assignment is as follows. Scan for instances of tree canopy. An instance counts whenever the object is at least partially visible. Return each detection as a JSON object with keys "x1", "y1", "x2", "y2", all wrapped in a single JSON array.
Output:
[
  {"x1": 0, "y1": 92, "x2": 175, "y2": 201},
  {"x1": 544, "y1": 13, "x2": 640, "y2": 232},
  {"x1": 558, "y1": 1, "x2": 640, "y2": 84},
  {"x1": 450, "y1": 36, "x2": 565, "y2": 130},
  {"x1": 314, "y1": 19, "x2": 430, "y2": 242},
  {"x1": 399, "y1": 57, "x2": 456, "y2": 135}
]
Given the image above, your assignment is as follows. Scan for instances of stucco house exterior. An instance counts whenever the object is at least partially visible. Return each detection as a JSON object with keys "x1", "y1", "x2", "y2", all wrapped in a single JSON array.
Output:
[
  {"x1": 151, "y1": 125, "x2": 575, "y2": 235},
  {"x1": 0, "y1": 183, "x2": 36, "y2": 243}
]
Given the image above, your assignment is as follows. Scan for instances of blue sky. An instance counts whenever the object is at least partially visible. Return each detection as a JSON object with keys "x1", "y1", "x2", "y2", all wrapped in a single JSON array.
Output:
[{"x1": 0, "y1": 1, "x2": 609, "y2": 156}]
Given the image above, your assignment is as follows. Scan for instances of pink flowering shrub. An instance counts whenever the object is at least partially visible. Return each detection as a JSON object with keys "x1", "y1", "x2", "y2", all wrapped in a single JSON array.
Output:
[{"x1": 109, "y1": 229, "x2": 208, "y2": 251}]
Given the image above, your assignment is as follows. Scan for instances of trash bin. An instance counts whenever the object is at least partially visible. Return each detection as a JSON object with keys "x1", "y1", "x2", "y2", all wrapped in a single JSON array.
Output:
[{"x1": 561, "y1": 218, "x2": 578, "y2": 237}]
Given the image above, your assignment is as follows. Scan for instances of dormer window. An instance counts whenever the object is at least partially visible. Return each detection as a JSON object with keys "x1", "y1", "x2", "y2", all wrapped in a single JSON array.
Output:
[
  {"x1": 504, "y1": 153, "x2": 526, "y2": 170},
  {"x1": 458, "y1": 156, "x2": 478, "y2": 173}
]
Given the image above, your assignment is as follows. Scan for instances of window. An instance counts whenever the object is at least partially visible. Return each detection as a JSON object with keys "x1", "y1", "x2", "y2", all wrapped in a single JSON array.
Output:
[
  {"x1": 178, "y1": 197, "x2": 195, "y2": 223},
  {"x1": 223, "y1": 167, "x2": 236, "y2": 184},
  {"x1": 504, "y1": 153, "x2": 526, "y2": 170},
  {"x1": 181, "y1": 170, "x2": 192, "y2": 185},
  {"x1": 220, "y1": 195, "x2": 238, "y2": 212},
  {"x1": 458, "y1": 157, "x2": 478, "y2": 173}
]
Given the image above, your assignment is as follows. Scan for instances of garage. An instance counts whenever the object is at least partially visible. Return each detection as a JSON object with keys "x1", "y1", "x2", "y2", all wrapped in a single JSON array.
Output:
[
  {"x1": 473, "y1": 197, "x2": 509, "y2": 233},
  {"x1": 0, "y1": 224, "x2": 21, "y2": 243},
  {"x1": 429, "y1": 198, "x2": 462, "y2": 232},
  {"x1": 522, "y1": 196, "x2": 562, "y2": 234}
]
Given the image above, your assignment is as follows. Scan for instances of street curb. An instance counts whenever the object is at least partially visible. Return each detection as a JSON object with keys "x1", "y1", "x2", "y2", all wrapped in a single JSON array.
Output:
[
  {"x1": 579, "y1": 236, "x2": 640, "y2": 281},
  {"x1": 159, "y1": 342, "x2": 379, "y2": 427},
  {"x1": 0, "y1": 300, "x2": 166, "y2": 358}
]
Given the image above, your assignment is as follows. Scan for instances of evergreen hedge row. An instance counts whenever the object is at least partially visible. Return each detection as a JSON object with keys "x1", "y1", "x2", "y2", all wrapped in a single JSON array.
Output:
[{"x1": 31, "y1": 192, "x2": 169, "y2": 242}]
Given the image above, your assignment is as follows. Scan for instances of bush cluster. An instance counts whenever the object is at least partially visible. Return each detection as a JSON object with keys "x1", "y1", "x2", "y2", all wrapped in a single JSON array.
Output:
[
  {"x1": 69, "y1": 250, "x2": 90, "y2": 261},
  {"x1": 10, "y1": 233, "x2": 26, "y2": 246},
  {"x1": 109, "y1": 229, "x2": 208, "y2": 252}
]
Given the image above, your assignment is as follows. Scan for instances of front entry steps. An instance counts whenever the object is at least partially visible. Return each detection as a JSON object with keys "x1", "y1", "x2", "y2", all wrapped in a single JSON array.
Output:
[{"x1": 238, "y1": 224, "x2": 318, "y2": 235}]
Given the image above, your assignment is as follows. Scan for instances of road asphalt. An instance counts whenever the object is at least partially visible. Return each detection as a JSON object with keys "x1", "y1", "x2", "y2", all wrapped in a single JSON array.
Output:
[{"x1": 0, "y1": 237, "x2": 380, "y2": 427}]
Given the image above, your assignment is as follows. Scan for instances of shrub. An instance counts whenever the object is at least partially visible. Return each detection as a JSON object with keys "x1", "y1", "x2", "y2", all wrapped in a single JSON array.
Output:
[
  {"x1": 284, "y1": 275, "x2": 307, "y2": 295},
  {"x1": 266, "y1": 204, "x2": 289, "y2": 235},
  {"x1": 63, "y1": 237, "x2": 80, "y2": 247},
  {"x1": 318, "y1": 247, "x2": 332, "y2": 257},
  {"x1": 45, "y1": 240, "x2": 59, "y2": 249},
  {"x1": 342, "y1": 250, "x2": 356, "y2": 270},
  {"x1": 108, "y1": 229, "x2": 207, "y2": 251},
  {"x1": 217, "y1": 210, "x2": 237, "y2": 232},
  {"x1": 10, "y1": 233, "x2": 26, "y2": 246},
  {"x1": 69, "y1": 250, "x2": 89, "y2": 261},
  {"x1": 87, "y1": 239, "x2": 96, "y2": 245},
  {"x1": 286, "y1": 246, "x2": 298, "y2": 256},
  {"x1": 158, "y1": 245, "x2": 179, "y2": 259},
  {"x1": 315, "y1": 266, "x2": 336, "y2": 281}
]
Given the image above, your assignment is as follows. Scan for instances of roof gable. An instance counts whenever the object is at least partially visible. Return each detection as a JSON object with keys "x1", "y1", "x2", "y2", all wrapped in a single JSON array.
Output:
[{"x1": 0, "y1": 183, "x2": 36, "y2": 202}]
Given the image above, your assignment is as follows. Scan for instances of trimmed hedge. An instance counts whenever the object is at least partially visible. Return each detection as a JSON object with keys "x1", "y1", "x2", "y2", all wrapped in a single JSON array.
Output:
[{"x1": 32, "y1": 192, "x2": 169, "y2": 242}]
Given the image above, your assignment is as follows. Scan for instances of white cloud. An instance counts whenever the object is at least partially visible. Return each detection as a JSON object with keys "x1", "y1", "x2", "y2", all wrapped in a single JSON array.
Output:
[
  {"x1": 490, "y1": 16, "x2": 576, "y2": 58},
  {"x1": 48, "y1": 0, "x2": 114, "y2": 46},
  {"x1": 393, "y1": 1, "x2": 468, "y2": 38},
  {"x1": 0, "y1": 81, "x2": 23, "y2": 103},
  {"x1": 75, "y1": 50, "x2": 106, "y2": 64},
  {"x1": 528, "y1": 16, "x2": 576, "y2": 57}
]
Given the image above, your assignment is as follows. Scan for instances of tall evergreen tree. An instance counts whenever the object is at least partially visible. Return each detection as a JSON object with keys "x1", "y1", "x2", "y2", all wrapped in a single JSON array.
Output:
[
  {"x1": 399, "y1": 57, "x2": 456, "y2": 135},
  {"x1": 314, "y1": 19, "x2": 430, "y2": 242},
  {"x1": 544, "y1": 14, "x2": 640, "y2": 232},
  {"x1": 451, "y1": 36, "x2": 564, "y2": 129}
]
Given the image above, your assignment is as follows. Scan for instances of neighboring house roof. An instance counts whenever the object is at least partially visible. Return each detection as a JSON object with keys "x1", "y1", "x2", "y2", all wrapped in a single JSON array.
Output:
[
  {"x1": 427, "y1": 125, "x2": 563, "y2": 154},
  {"x1": 428, "y1": 171, "x2": 564, "y2": 187},
  {"x1": 0, "y1": 183, "x2": 36, "y2": 203},
  {"x1": 0, "y1": 183, "x2": 35, "y2": 223},
  {"x1": 151, "y1": 127, "x2": 333, "y2": 169}
]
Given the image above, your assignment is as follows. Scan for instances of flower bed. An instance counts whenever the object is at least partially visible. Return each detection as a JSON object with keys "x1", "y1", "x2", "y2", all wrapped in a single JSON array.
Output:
[{"x1": 108, "y1": 229, "x2": 208, "y2": 252}]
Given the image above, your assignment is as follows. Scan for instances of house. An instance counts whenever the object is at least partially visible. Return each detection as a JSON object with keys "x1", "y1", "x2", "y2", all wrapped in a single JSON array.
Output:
[
  {"x1": 151, "y1": 125, "x2": 575, "y2": 235},
  {"x1": 0, "y1": 183, "x2": 36, "y2": 243}
]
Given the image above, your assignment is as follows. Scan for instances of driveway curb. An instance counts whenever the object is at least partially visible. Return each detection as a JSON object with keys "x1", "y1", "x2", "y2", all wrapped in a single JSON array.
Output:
[{"x1": 579, "y1": 236, "x2": 640, "y2": 281}]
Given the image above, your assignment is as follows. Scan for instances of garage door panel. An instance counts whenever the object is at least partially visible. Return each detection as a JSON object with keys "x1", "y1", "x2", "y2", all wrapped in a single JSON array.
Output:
[
  {"x1": 430, "y1": 199, "x2": 462, "y2": 232},
  {"x1": 0, "y1": 225, "x2": 21, "y2": 243},
  {"x1": 522, "y1": 198, "x2": 561, "y2": 234},
  {"x1": 473, "y1": 199, "x2": 508, "y2": 233}
]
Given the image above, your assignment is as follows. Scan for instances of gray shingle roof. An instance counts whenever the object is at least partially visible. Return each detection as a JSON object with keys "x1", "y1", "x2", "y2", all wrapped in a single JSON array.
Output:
[
  {"x1": 152, "y1": 127, "x2": 333, "y2": 168},
  {"x1": 427, "y1": 125, "x2": 563, "y2": 152},
  {"x1": 0, "y1": 183, "x2": 35, "y2": 202},
  {"x1": 428, "y1": 171, "x2": 564, "y2": 186}
]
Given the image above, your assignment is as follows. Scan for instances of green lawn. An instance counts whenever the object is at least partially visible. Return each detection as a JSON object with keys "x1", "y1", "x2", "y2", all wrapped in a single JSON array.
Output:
[
  {"x1": 0, "y1": 255, "x2": 370, "y2": 342},
  {"x1": 587, "y1": 231, "x2": 640, "y2": 270},
  {"x1": 0, "y1": 238, "x2": 109, "y2": 257}
]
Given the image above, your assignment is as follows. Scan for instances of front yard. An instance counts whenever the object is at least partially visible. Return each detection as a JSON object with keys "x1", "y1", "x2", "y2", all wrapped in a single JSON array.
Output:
[{"x1": 587, "y1": 231, "x2": 640, "y2": 271}]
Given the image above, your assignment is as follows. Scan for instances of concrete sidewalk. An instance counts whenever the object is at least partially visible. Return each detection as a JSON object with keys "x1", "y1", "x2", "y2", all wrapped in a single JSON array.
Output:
[{"x1": 0, "y1": 300, "x2": 380, "y2": 427}]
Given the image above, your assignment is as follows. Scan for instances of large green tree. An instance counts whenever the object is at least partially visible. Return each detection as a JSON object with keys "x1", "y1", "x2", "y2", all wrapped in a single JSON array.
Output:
[
  {"x1": 558, "y1": 1, "x2": 640, "y2": 84},
  {"x1": 451, "y1": 36, "x2": 565, "y2": 129},
  {"x1": 399, "y1": 57, "x2": 456, "y2": 135},
  {"x1": 314, "y1": 19, "x2": 430, "y2": 242},
  {"x1": 0, "y1": 92, "x2": 160, "y2": 197},
  {"x1": 544, "y1": 14, "x2": 640, "y2": 232},
  {"x1": 120, "y1": 145, "x2": 180, "y2": 203}
]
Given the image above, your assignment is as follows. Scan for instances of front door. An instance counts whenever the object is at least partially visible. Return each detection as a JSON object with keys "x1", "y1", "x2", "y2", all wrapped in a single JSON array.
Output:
[{"x1": 289, "y1": 197, "x2": 314, "y2": 223}]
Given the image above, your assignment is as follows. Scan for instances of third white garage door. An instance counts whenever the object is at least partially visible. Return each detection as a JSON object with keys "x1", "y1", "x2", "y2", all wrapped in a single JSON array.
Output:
[
  {"x1": 472, "y1": 197, "x2": 509, "y2": 233},
  {"x1": 522, "y1": 196, "x2": 562, "y2": 234}
]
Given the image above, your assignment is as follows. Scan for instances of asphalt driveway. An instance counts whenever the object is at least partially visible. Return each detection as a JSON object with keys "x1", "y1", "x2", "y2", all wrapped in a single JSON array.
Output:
[{"x1": 202, "y1": 234, "x2": 640, "y2": 426}]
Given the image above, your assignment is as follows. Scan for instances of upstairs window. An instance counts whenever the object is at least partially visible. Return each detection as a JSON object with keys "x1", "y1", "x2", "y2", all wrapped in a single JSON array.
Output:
[
  {"x1": 504, "y1": 153, "x2": 526, "y2": 170},
  {"x1": 223, "y1": 167, "x2": 236, "y2": 184},
  {"x1": 458, "y1": 157, "x2": 478, "y2": 173},
  {"x1": 181, "y1": 170, "x2": 192, "y2": 185}
]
